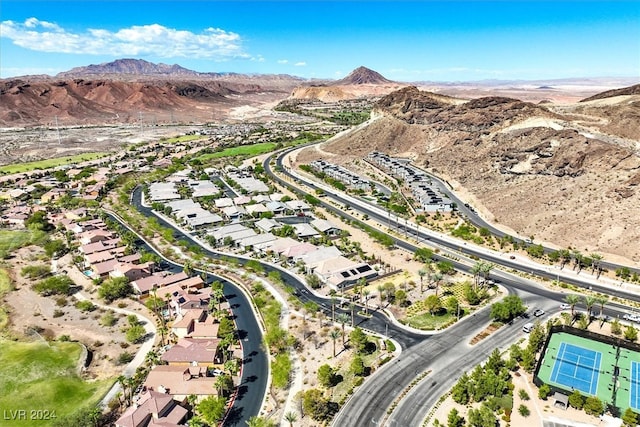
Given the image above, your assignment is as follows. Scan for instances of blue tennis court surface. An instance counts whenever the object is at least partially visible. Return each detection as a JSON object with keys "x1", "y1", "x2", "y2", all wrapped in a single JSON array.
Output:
[
  {"x1": 631, "y1": 361, "x2": 640, "y2": 410},
  {"x1": 550, "y1": 342, "x2": 602, "y2": 395}
]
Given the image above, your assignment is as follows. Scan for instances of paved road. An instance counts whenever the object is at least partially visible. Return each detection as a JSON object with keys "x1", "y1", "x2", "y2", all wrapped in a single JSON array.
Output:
[
  {"x1": 263, "y1": 146, "x2": 640, "y2": 426},
  {"x1": 120, "y1": 197, "x2": 268, "y2": 427}
]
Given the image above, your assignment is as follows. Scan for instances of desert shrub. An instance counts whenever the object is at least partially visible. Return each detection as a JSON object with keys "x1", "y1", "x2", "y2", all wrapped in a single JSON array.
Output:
[
  {"x1": 75, "y1": 300, "x2": 96, "y2": 312},
  {"x1": 117, "y1": 351, "x2": 134, "y2": 365}
]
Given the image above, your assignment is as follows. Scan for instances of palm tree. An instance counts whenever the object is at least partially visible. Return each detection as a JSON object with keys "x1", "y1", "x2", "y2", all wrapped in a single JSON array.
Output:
[
  {"x1": 571, "y1": 249, "x2": 583, "y2": 272},
  {"x1": 594, "y1": 295, "x2": 609, "y2": 317},
  {"x1": 211, "y1": 281, "x2": 224, "y2": 312},
  {"x1": 481, "y1": 262, "x2": 494, "y2": 283},
  {"x1": 470, "y1": 262, "x2": 483, "y2": 289},
  {"x1": 362, "y1": 289, "x2": 371, "y2": 314},
  {"x1": 284, "y1": 411, "x2": 298, "y2": 427},
  {"x1": 145, "y1": 349, "x2": 160, "y2": 366},
  {"x1": 336, "y1": 313, "x2": 349, "y2": 346},
  {"x1": 418, "y1": 268, "x2": 427, "y2": 293},
  {"x1": 377, "y1": 284, "x2": 385, "y2": 308},
  {"x1": 183, "y1": 260, "x2": 193, "y2": 277},
  {"x1": 565, "y1": 294, "x2": 581, "y2": 318},
  {"x1": 116, "y1": 375, "x2": 127, "y2": 406},
  {"x1": 559, "y1": 248, "x2": 571, "y2": 269},
  {"x1": 584, "y1": 295, "x2": 597, "y2": 319},
  {"x1": 432, "y1": 272, "x2": 443, "y2": 296},
  {"x1": 329, "y1": 329, "x2": 340, "y2": 358},
  {"x1": 349, "y1": 303, "x2": 356, "y2": 327},
  {"x1": 214, "y1": 374, "x2": 227, "y2": 397},
  {"x1": 224, "y1": 358, "x2": 239, "y2": 376},
  {"x1": 590, "y1": 253, "x2": 603, "y2": 278}
]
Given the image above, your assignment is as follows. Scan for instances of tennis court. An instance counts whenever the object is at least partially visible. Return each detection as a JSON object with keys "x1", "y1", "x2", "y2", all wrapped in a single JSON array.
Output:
[
  {"x1": 536, "y1": 329, "x2": 640, "y2": 414},
  {"x1": 549, "y1": 342, "x2": 602, "y2": 395},
  {"x1": 630, "y1": 361, "x2": 640, "y2": 410}
]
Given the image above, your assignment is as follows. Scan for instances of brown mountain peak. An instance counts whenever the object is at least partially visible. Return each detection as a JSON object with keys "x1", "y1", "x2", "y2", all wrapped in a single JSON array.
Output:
[{"x1": 333, "y1": 66, "x2": 392, "y2": 85}]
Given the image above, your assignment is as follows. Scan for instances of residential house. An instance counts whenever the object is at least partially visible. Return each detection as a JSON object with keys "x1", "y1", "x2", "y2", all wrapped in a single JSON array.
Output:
[{"x1": 115, "y1": 390, "x2": 187, "y2": 427}]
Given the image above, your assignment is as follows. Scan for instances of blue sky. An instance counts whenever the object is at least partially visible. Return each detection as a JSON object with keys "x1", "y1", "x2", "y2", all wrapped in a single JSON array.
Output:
[{"x1": 1, "y1": 0, "x2": 639, "y2": 81}]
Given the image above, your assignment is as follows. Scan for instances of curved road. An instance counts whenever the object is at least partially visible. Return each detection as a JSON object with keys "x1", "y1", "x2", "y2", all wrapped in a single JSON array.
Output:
[
  {"x1": 113, "y1": 200, "x2": 267, "y2": 427},
  {"x1": 264, "y1": 146, "x2": 640, "y2": 426}
]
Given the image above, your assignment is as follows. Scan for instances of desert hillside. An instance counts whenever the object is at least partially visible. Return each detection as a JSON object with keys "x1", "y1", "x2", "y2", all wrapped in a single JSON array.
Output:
[
  {"x1": 297, "y1": 85, "x2": 640, "y2": 264},
  {"x1": 290, "y1": 66, "x2": 406, "y2": 101}
]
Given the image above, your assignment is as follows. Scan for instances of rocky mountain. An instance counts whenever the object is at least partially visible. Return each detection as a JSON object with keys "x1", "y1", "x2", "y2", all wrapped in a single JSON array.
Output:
[
  {"x1": 580, "y1": 83, "x2": 640, "y2": 102},
  {"x1": 289, "y1": 66, "x2": 405, "y2": 102},
  {"x1": 297, "y1": 85, "x2": 640, "y2": 263},
  {"x1": 332, "y1": 66, "x2": 392, "y2": 86},
  {"x1": 0, "y1": 59, "x2": 305, "y2": 126},
  {"x1": 57, "y1": 58, "x2": 204, "y2": 78}
]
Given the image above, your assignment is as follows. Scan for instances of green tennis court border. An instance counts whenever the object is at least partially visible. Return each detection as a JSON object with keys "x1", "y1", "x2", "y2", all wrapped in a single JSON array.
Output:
[{"x1": 534, "y1": 325, "x2": 640, "y2": 416}]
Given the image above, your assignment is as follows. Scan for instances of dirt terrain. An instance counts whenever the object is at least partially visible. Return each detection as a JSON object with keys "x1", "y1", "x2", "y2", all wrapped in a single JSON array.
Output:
[
  {"x1": 3, "y1": 248, "x2": 148, "y2": 380},
  {"x1": 297, "y1": 84, "x2": 640, "y2": 266}
]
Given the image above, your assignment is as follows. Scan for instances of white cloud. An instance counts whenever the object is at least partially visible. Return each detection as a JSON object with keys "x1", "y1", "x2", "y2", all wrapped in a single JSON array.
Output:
[
  {"x1": 277, "y1": 59, "x2": 288, "y2": 64},
  {"x1": 294, "y1": 61, "x2": 306, "y2": 67},
  {"x1": 0, "y1": 18, "x2": 248, "y2": 60}
]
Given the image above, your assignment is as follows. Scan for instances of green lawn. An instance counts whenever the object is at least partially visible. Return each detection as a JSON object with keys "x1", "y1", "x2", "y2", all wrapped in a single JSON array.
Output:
[
  {"x1": 0, "y1": 230, "x2": 48, "y2": 259},
  {"x1": 196, "y1": 142, "x2": 278, "y2": 161},
  {"x1": 162, "y1": 135, "x2": 204, "y2": 144},
  {"x1": 0, "y1": 269, "x2": 9, "y2": 331},
  {"x1": 0, "y1": 152, "x2": 109, "y2": 174},
  {"x1": 405, "y1": 310, "x2": 458, "y2": 330},
  {"x1": 0, "y1": 340, "x2": 111, "y2": 426}
]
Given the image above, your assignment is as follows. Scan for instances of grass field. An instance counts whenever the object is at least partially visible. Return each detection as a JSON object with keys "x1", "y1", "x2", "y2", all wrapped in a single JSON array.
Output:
[
  {"x1": 0, "y1": 268, "x2": 10, "y2": 331},
  {"x1": 0, "y1": 229, "x2": 48, "y2": 259},
  {"x1": 0, "y1": 340, "x2": 111, "y2": 426},
  {"x1": 162, "y1": 135, "x2": 204, "y2": 144},
  {"x1": 196, "y1": 142, "x2": 278, "y2": 161},
  {"x1": 0, "y1": 152, "x2": 109, "y2": 174}
]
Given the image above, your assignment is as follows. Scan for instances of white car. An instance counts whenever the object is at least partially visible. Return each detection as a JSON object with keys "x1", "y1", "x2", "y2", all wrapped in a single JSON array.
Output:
[
  {"x1": 624, "y1": 314, "x2": 640, "y2": 323},
  {"x1": 560, "y1": 303, "x2": 571, "y2": 310}
]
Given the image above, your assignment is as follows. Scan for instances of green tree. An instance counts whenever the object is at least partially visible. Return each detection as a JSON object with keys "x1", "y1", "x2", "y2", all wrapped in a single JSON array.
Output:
[
  {"x1": 584, "y1": 295, "x2": 597, "y2": 319},
  {"x1": 583, "y1": 396, "x2": 604, "y2": 416},
  {"x1": 44, "y1": 239, "x2": 67, "y2": 258},
  {"x1": 414, "y1": 248, "x2": 434, "y2": 263},
  {"x1": 33, "y1": 275, "x2": 74, "y2": 296},
  {"x1": 424, "y1": 294, "x2": 443, "y2": 315},
  {"x1": 350, "y1": 355, "x2": 366, "y2": 376},
  {"x1": 218, "y1": 316, "x2": 235, "y2": 338},
  {"x1": 520, "y1": 346, "x2": 536, "y2": 373},
  {"x1": 245, "y1": 416, "x2": 276, "y2": 427},
  {"x1": 197, "y1": 396, "x2": 227, "y2": 425},
  {"x1": 564, "y1": 294, "x2": 581, "y2": 318},
  {"x1": 518, "y1": 404, "x2": 530, "y2": 417},
  {"x1": 283, "y1": 411, "x2": 298, "y2": 427},
  {"x1": 490, "y1": 295, "x2": 526, "y2": 322},
  {"x1": 329, "y1": 329, "x2": 340, "y2": 358},
  {"x1": 568, "y1": 389, "x2": 584, "y2": 409},
  {"x1": 349, "y1": 327, "x2": 369, "y2": 354},
  {"x1": 451, "y1": 373, "x2": 471, "y2": 405},
  {"x1": 622, "y1": 408, "x2": 638, "y2": 426},
  {"x1": 538, "y1": 383, "x2": 551, "y2": 399},
  {"x1": 301, "y1": 389, "x2": 335, "y2": 421},
  {"x1": 447, "y1": 408, "x2": 464, "y2": 427},
  {"x1": 126, "y1": 324, "x2": 146, "y2": 343},
  {"x1": 98, "y1": 277, "x2": 133, "y2": 303},
  {"x1": 272, "y1": 353, "x2": 291, "y2": 389},
  {"x1": 317, "y1": 364, "x2": 336, "y2": 388},
  {"x1": 624, "y1": 324, "x2": 638, "y2": 342},
  {"x1": 528, "y1": 322, "x2": 546, "y2": 352}
]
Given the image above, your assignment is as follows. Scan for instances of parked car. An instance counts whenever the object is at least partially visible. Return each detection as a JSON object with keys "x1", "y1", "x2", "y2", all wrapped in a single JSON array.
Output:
[{"x1": 533, "y1": 309, "x2": 545, "y2": 317}]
